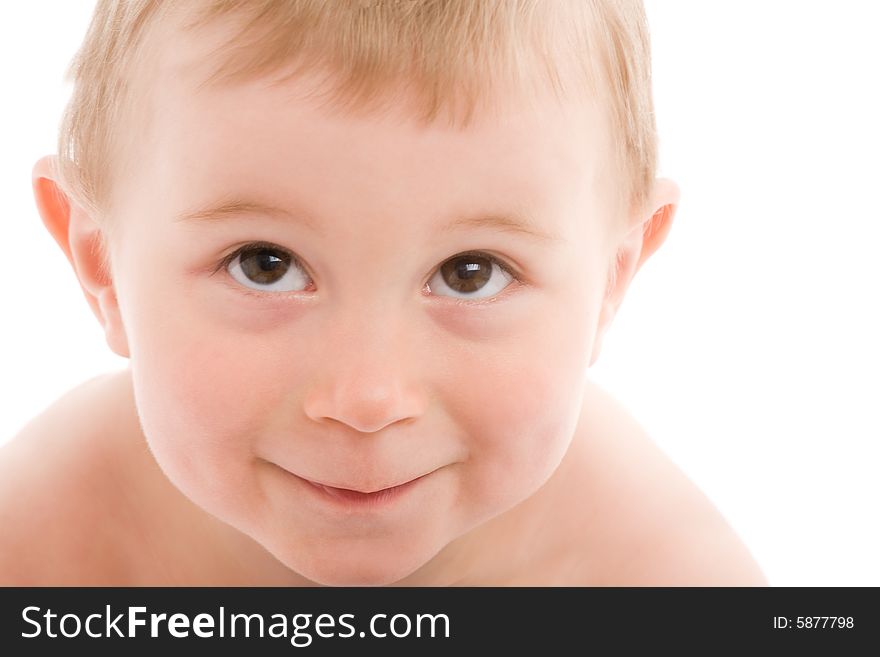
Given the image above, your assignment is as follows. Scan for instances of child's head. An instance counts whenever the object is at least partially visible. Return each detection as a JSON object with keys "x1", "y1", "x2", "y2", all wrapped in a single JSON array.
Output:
[{"x1": 33, "y1": 0, "x2": 679, "y2": 585}]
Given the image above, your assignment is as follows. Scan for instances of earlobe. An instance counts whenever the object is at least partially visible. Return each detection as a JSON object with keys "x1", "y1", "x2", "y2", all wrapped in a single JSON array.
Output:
[
  {"x1": 31, "y1": 155, "x2": 130, "y2": 359},
  {"x1": 587, "y1": 227, "x2": 642, "y2": 368},
  {"x1": 587, "y1": 178, "x2": 681, "y2": 367}
]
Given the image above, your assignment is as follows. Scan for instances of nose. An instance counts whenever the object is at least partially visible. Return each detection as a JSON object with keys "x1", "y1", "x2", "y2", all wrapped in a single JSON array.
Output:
[{"x1": 302, "y1": 309, "x2": 427, "y2": 434}]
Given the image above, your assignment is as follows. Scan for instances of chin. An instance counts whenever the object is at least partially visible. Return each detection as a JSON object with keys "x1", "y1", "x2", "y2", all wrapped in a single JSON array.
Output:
[
  {"x1": 249, "y1": 505, "x2": 456, "y2": 586},
  {"x1": 256, "y1": 539, "x2": 437, "y2": 586},
  {"x1": 280, "y1": 543, "x2": 434, "y2": 587}
]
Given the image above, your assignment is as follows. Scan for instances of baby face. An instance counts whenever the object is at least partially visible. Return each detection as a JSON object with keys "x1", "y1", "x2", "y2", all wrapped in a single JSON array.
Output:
[{"x1": 107, "y1": 29, "x2": 621, "y2": 585}]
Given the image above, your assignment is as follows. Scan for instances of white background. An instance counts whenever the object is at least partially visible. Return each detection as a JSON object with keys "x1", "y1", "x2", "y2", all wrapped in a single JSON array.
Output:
[{"x1": 1, "y1": 1, "x2": 878, "y2": 586}]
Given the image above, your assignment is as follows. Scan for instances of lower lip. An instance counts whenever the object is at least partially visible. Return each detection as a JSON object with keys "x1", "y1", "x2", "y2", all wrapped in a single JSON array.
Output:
[{"x1": 295, "y1": 473, "x2": 428, "y2": 511}]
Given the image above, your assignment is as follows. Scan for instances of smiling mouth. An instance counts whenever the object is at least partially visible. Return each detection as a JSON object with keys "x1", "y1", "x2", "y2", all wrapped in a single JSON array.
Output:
[{"x1": 295, "y1": 471, "x2": 432, "y2": 509}]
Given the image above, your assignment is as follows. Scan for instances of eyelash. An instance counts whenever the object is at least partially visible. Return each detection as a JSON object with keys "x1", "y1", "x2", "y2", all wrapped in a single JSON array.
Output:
[{"x1": 211, "y1": 240, "x2": 523, "y2": 304}]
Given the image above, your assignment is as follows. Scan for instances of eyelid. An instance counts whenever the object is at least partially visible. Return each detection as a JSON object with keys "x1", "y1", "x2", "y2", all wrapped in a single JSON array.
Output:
[{"x1": 213, "y1": 241, "x2": 525, "y2": 303}]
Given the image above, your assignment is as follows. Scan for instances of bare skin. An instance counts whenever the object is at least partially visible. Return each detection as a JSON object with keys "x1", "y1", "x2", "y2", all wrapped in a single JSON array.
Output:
[{"x1": 0, "y1": 368, "x2": 768, "y2": 586}]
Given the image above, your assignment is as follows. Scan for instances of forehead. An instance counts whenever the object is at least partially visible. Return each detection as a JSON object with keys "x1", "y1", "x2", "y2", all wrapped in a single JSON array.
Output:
[{"x1": 128, "y1": 12, "x2": 614, "y2": 238}]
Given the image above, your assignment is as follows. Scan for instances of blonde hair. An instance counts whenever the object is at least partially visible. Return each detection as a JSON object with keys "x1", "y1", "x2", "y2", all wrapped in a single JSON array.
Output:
[{"x1": 55, "y1": 0, "x2": 657, "y2": 243}]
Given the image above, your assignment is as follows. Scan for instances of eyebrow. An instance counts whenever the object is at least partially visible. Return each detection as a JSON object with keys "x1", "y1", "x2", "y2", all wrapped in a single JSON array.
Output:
[{"x1": 173, "y1": 198, "x2": 562, "y2": 243}]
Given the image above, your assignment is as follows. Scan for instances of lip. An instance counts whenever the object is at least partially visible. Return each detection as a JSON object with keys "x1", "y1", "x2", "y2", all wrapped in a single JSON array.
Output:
[{"x1": 290, "y1": 470, "x2": 434, "y2": 511}]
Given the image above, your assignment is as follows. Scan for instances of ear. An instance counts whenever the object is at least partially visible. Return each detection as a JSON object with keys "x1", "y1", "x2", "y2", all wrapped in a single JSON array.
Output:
[
  {"x1": 589, "y1": 178, "x2": 680, "y2": 367},
  {"x1": 32, "y1": 155, "x2": 130, "y2": 359}
]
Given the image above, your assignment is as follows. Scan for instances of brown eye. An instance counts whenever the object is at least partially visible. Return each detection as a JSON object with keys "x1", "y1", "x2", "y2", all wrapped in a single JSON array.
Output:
[
  {"x1": 238, "y1": 245, "x2": 290, "y2": 284},
  {"x1": 429, "y1": 252, "x2": 515, "y2": 300},
  {"x1": 227, "y1": 244, "x2": 309, "y2": 292}
]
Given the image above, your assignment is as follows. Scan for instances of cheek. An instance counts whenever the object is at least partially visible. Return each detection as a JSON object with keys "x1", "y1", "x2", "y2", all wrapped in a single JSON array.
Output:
[
  {"x1": 123, "y1": 285, "x2": 295, "y2": 519},
  {"x1": 449, "y1": 290, "x2": 598, "y2": 506}
]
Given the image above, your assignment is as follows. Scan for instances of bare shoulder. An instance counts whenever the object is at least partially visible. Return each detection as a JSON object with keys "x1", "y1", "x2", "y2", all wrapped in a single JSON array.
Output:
[
  {"x1": 0, "y1": 371, "x2": 135, "y2": 585},
  {"x1": 570, "y1": 380, "x2": 769, "y2": 586}
]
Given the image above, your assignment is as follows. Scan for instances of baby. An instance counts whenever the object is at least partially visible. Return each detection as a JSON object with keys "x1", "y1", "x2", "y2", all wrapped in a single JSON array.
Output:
[{"x1": 1, "y1": 0, "x2": 767, "y2": 586}]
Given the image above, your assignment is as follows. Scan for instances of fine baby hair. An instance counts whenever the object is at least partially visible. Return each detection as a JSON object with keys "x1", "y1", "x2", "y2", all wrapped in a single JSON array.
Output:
[{"x1": 55, "y1": 0, "x2": 657, "y2": 273}]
